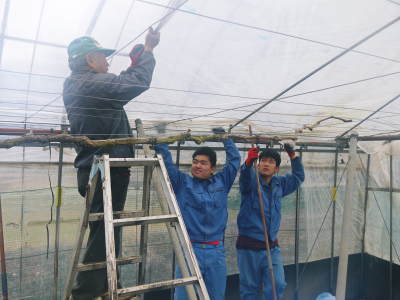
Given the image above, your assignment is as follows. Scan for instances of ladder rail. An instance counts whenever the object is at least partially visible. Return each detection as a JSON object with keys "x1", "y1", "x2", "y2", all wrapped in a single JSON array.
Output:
[
  {"x1": 138, "y1": 165, "x2": 153, "y2": 289},
  {"x1": 135, "y1": 119, "x2": 201, "y2": 300},
  {"x1": 64, "y1": 168, "x2": 100, "y2": 300},
  {"x1": 101, "y1": 155, "x2": 119, "y2": 300},
  {"x1": 156, "y1": 154, "x2": 210, "y2": 299}
]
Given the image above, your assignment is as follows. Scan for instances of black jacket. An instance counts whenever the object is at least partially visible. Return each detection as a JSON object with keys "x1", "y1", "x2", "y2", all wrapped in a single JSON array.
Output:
[{"x1": 63, "y1": 51, "x2": 156, "y2": 168}]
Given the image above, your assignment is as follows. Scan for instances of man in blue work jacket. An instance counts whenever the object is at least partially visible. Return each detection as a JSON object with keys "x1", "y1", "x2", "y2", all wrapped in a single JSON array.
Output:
[
  {"x1": 155, "y1": 128, "x2": 241, "y2": 300},
  {"x1": 236, "y1": 141, "x2": 305, "y2": 299}
]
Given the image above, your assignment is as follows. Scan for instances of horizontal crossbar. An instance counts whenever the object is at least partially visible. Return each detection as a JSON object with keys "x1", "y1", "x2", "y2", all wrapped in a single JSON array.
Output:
[
  {"x1": 117, "y1": 277, "x2": 198, "y2": 297},
  {"x1": 109, "y1": 157, "x2": 159, "y2": 167},
  {"x1": 113, "y1": 215, "x2": 178, "y2": 227},
  {"x1": 77, "y1": 256, "x2": 142, "y2": 272},
  {"x1": 88, "y1": 210, "x2": 145, "y2": 222}
]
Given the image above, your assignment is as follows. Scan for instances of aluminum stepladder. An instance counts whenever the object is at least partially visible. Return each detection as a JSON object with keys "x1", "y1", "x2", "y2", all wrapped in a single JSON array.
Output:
[{"x1": 64, "y1": 154, "x2": 210, "y2": 300}]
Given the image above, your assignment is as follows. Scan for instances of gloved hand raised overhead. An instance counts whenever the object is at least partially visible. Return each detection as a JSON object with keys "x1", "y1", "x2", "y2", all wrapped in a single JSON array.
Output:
[
  {"x1": 281, "y1": 139, "x2": 296, "y2": 158},
  {"x1": 245, "y1": 147, "x2": 259, "y2": 166},
  {"x1": 144, "y1": 27, "x2": 160, "y2": 51}
]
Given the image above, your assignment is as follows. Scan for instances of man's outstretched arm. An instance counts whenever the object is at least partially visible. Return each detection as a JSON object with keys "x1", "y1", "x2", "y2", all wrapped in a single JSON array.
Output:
[{"x1": 154, "y1": 143, "x2": 185, "y2": 192}]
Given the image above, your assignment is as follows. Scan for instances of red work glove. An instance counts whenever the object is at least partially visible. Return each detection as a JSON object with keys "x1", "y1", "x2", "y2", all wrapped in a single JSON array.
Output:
[
  {"x1": 245, "y1": 147, "x2": 259, "y2": 166},
  {"x1": 129, "y1": 44, "x2": 144, "y2": 67}
]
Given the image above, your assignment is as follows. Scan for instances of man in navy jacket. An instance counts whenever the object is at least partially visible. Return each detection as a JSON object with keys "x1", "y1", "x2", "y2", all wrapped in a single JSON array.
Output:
[
  {"x1": 236, "y1": 142, "x2": 305, "y2": 299},
  {"x1": 155, "y1": 129, "x2": 240, "y2": 300},
  {"x1": 63, "y1": 29, "x2": 159, "y2": 299}
]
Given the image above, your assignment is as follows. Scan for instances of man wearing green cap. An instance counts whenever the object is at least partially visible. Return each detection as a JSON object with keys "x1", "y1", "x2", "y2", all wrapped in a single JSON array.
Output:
[{"x1": 63, "y1": 28, "x2": 160, "y2": 300}]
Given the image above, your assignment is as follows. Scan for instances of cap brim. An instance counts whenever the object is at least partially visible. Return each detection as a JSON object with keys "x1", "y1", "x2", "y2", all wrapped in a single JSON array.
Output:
[{"x1": 99, "y1": 48, "x2": 115, "y2": 57}]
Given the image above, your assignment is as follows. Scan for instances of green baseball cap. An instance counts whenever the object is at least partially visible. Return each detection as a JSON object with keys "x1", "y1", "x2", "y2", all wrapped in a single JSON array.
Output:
[{"x1": 67, "y1": 36, "x2": 115, "y2": 60}]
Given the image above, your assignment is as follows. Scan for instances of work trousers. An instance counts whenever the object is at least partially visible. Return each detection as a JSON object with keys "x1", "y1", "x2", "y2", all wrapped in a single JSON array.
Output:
[
  {"x1": 237, "y1": 247, "x2": 286, "y2": 300},
  {"x1": 71, "y1": 167, "x2": 130, "y2": 300},
  {"x1": 175, "y1": 243, "x2": 227, "y2": 300}
]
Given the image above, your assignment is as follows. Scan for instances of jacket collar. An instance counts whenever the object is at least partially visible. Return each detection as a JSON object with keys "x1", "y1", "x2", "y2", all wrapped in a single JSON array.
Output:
[{"x1": 260, "y1": 175, "x2": 280, "y2": 187}]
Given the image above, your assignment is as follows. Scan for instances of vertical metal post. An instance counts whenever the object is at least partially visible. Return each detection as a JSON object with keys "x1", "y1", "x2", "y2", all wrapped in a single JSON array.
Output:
[
  {"x1": 53, "y1": 142, "x2": 64, "y2": 300},
  {"x1": 360, "y1": 154, "x2": 370, "y2": 299},
  {"x1": 171, "y1": 142, "x2": 181, "y2": 300},
  {"x1": 176, "y1": 141, "x2": 181, "y2": 166},
  {"x1": 19, "y1": 147, "x2": 26, "y2": 297},
  {"x1": 294, "y1": 149, "x2": 302, "y2": 300},
  {"x1": 0, "y1": 195, "x2": 9, "y2": 300},
  {"x1": 330, "y1": 147, "x2": 339, "y2": 293},
  {"x1": 336, "y1": 133, "x2": 358, "y2": 300},
  {"x1": 389, "y1": 154, "x2": 393, "y2": 300}
]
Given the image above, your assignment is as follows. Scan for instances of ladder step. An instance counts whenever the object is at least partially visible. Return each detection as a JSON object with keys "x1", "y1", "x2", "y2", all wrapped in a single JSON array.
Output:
[
  {"x1": 112, "y1": 277, "x2": 198, "y2": 298},
  {"x1": 109, "y1": 157, "x2": 159, "y2": 167},
  {"x1": 77, "y1": 256, "x2": 142, "y2": 272},
  {"x1": 113, "y1": 214, "x2": 178, "y2": 227},
  {"x1": 88, "y1": 210, "x2": 145, "y2": 222}
]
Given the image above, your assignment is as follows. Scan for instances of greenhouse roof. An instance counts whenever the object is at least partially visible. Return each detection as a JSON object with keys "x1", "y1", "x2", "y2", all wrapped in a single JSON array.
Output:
[{"x1": 1, "y1": 0, "x2": 400, "y2": 141}]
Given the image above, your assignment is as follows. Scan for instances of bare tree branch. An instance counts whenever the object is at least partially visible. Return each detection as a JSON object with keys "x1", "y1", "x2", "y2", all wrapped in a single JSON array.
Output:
[
  {"x1": 0, "y1": 132, "x2": 297, "y2": 149},
  {"x1": 296, "y1": 115, "x2": 352, "y2": 133}
]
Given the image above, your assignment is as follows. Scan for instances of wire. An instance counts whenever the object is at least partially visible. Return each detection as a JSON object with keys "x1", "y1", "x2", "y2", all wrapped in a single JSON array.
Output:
[
  {"x1": 229, "y1": 15, "x2": 400, "y2": 130},
  {"x1": 387, "y1": 0, "x2": 400, "y2": 5},
  {"x1": 108, "y1": 0, "x2": 136, "y2": 65},
  {"x1": 0, "y1": 110, "x2": 389, "y2": 136},
  {"x1": 0, "y1": 98, "x2": 344, "y2": 121},
  {"x1": 1, "y1": 69, "x2": 400, "y2": 120},
  {"x1": 108, "y1": 0, "x2": 189, "y2": 58},
  {"x1": 339, "y1": 92, "x2": 400, "y2": 137},
  {"x1": 26, "y1": 95, "x2": 61, "y2": 121},
  {"x1": 136, "y1": 0, "x2": 400, "y2": 64},
  {"x1": 4, "y1": 103, "x2": 359, "y2": 128}
]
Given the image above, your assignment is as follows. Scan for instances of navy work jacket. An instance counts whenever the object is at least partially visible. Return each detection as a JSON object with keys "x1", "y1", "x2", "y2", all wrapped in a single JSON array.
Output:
[
  {"x1": 63, "y1": 51, "x2": 155, "y2": 168},
  {"x1": 155, "y1": 139, "x2": 240, "y2": 242},
  {"x1": 237, "y1": 157, "x2": 305, "y2": 242}
]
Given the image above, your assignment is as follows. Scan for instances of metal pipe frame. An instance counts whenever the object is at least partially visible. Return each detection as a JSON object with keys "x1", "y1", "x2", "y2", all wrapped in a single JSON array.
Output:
[
  {"x1": 53, "y1": 140, "x2": 64, "y2": 300},
  {"x1": 3, "y1": 125, "x2": 400, "y2": 299},
  {"x1": 0, "y1": 0, "x2": 11, "y2": 67},
  {"x1": 367, "y1": 187, "x2": 400, "y2": 193},
  {"x1": 294, "y1": 148, "x2": 303, "y2": 300},
  {"x1": 329, "y1": 147, "x2": 339, "y2": 294},
  {"x1": 85, "y1": 0, "x2": 106, "y2": 36},
  {"x1": 389, "y1": 154, "x2": 393, "y2": 300},
  {"x1": 360, "y1": 154, "x2": 370, "y2": 299},
  {"x1": 0, "y1": 195, "x2": 9, "y2": 300},
  {"x1": 170, "y1": 141, "x2": 181, "y2": 300},
  {"x1": 336, "y1": 133, "x2": 358, "y2": 300},
  {"x1": 229, "y1": 15, "x2": 400, "y2": 131}
]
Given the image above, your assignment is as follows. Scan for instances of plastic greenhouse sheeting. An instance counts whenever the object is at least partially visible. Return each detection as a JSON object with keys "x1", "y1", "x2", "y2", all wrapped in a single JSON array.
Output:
[
  {"x1": 0, "y1": 0, "x2": 399, "y2": 137},
  {"x1": 1, "y1": 145, "x2": 397, "y2": 298},
  {"x1": 1, "y1": 0, "x2": 400, "y2": 298}
]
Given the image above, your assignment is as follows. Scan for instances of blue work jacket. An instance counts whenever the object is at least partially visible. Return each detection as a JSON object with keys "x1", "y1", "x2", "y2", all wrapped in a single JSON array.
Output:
[
  {"x1": 237, "y1": 157, "x2": 305, "y2": 242},
  {"x1": 155, "y1": 139, "x2": 241, "y2": 242}
]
